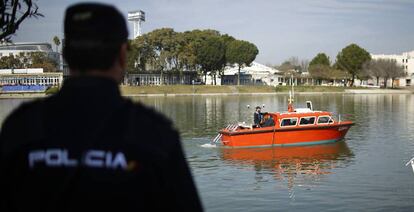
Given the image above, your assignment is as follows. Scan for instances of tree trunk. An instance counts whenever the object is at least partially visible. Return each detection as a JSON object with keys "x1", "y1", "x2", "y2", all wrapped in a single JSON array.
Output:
[
  {"x1": 376, "y1": 77, "x2": 379, "y2": 86},
  {"x1": 214, "y1": 73, "x2": 217, "y2": 85},
  {"x1": 391, "y1": 78, "x2": 395, "y2": 88},
  {"x1": 351, "y1": 74, "x2": 355, "y2": 87},
  {"x1": 384, "y1": 78, "x2": 388, "y2": 88},
  {"x1": 237, "y1": 65, "x2": 241, "y2": 86},
  {"x1": 204, "y1": 72, "x2": 207, "y2": 84}
]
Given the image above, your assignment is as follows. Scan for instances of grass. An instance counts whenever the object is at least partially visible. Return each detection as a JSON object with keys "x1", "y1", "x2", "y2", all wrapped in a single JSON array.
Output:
[
  {"x1": 45, "y1": 86, "x2": 60, "y2": 95},
  {"x1": 120, "y1": 85, "x2": 349, "y2": 95}
]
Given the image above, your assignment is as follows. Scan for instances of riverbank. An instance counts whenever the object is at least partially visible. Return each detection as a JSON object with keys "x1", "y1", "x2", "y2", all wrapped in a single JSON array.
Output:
[
  {"x1": 120, "y1": 85, "x2": 347, "y2": 95},
  {"x1": 0, "y1": 93, "x2": 46, "y2": 99},
  {"x1": 0, "y1": 85, "x2": 412, "y2": 99},
  {"x1": 120, "y1": 85, "x2": 412, "y2": 96}
]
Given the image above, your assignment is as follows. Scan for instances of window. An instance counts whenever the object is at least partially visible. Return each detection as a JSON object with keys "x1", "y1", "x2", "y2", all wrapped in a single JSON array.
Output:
[
  {"x1": 318, "y1": 116, "x2": 333, "y2": 124},
  {"x1": 280, "y1": 118, "x2": 298, "y2": 127},
  {"x1": 299, "y1": 117, "x2": 315, "y2": 125}
]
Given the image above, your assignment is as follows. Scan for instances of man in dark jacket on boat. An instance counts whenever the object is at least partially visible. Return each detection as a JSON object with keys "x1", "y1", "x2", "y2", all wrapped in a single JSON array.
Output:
[
  {"x1": 0, "y1": 3, "x2": 203, "y2": 212},
  {"x1": 254, "y1": 106, "x2": 264, "y2": 127}
]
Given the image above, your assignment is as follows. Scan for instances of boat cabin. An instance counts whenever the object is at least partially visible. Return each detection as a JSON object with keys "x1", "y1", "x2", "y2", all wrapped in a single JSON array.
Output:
[{"x1": 262, "y1": 110, "x2": 334, "y2": 129}]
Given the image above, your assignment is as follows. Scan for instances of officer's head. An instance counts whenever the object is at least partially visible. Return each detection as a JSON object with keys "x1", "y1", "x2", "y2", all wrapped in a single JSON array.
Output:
[
  {"x1": 63, "y1": 3, "x2": 128, "y2": 82},
  {"x1": 256, "y1": 106, "x2": 261, "y2": 112}
]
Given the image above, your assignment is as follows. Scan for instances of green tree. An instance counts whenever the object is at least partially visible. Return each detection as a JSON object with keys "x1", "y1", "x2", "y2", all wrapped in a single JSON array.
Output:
[
  {"x1": 0, "y1": 55, "x2": 22, "y2": 69},
  {"x1": 335, "y1": 43, "x2": 371, "y2": 86},
  {"x1": 196, "y1": 36, "x2": 225, "y2": 85},
  {"x1": 53, "y1": 36, "x2": 60, "y2": 52},
  {"x1": 309, "y1": 53, "x2": 330, "y2": 67},
  {"x1": 1, "y1": 0, "x2": 43, "y2": 41},
  {"x1": 226, "y1": 40, "x2": 259, "y2": 85},
  {"x1": 28, "y1": 52, "x2": 57, "y2": 72}
]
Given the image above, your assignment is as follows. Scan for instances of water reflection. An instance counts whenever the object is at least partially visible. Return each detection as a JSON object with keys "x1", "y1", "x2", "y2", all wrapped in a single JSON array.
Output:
[{"x1": 220, "y1": 141, "x2": 353, "y2": 198}]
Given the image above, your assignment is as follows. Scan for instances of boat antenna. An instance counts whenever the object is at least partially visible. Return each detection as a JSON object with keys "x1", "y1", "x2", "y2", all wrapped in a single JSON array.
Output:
[{"x1": 288, "y1": 74, "x2": 294, "y2": 112}]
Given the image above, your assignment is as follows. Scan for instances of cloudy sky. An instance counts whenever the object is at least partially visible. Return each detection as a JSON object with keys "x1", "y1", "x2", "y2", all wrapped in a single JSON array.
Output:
[{"x1": 11, "y1": 0, "x2": 414, "y2": 65}]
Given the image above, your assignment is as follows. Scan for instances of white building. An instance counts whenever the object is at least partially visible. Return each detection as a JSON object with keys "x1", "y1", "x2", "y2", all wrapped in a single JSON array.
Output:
[
  {"x1": 0, "y1": 42, "x2": 60, "y2": 67},
  {"x1": 206, "y1": 62, "x2": 284, "y2": 86},
  {"x1": 371, "y1": 50, "x2": 414, "y2": 87},
  {"x1": 0, "y1": 68, "x2": 63, "y2": 87}
]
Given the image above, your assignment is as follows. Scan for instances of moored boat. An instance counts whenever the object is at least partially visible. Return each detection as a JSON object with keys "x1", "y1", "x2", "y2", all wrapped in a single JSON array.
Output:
[{"x1": 213, "y1": 91, "x2": 354, "y2": 148}]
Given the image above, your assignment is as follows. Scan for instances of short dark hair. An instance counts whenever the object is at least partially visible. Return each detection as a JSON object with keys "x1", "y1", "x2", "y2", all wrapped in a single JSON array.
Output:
[{"x1": 63, "y1": 3, "x2": 128, "y2": 71}]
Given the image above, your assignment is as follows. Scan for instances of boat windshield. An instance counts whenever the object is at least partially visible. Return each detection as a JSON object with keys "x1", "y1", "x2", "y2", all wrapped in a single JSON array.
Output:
[{"x1": 317, "y1": 116, "x2": 333, "y2": 124}]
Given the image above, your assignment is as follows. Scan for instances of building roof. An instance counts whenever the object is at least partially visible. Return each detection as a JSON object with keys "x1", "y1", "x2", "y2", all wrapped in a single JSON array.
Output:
[
  {"x1": 224, "y1": 61, "x2": 281, "y2": 76},
  {"x1": 371, "y1": 50, "x2": 414, "y2": 59},
  {"x1": 0, "y1": 42, "x2": 53, "y2": 51}
]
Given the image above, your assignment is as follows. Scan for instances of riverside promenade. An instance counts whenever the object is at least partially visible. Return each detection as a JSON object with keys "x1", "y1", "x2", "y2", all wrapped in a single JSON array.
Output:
[{"x1": 0, "y1": 87, "x2": 412, "y2": 99}]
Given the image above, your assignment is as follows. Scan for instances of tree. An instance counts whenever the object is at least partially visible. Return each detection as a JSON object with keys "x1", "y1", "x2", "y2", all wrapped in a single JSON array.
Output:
[
  {"x1": 225, "y1": 40, "x2": 259, "y2": 85},
  {"x1": 308, "y1": 53, "x2": 331, "y2": 85},
  {"x1": 308, "y1": 64, "x2": 330, "y2": 85},
  {"x1": 309, "y1": 64, "x2": 348, "y2": 85},
  {"x1": 309, "y1": 53, "x2": 330, "y2": 67},
  {"x1": 300, "y1": 59, "x2": 309, "y2": 73},
  {"x1": 277, "y1": 61, "x2": 298, "y2": 79},
  {"x1": 226, "y1": 40, "x2": 259, "y2": 85},
  {"x1": 28, "y1": 52, "x2": 57, "y2": 72},
  {"x1": 363, "y1": 59, "x2": 384, "y2": 86},
  {"x1": 0, "y1": 0, "x2": 43, "y2": 41},
  {"x1": 126, "y1": 28, "x2": 259, "y2": 85},
  {"x1": 196, "y1": 36, "x2": 225, "y2": 85},
  {"x1": 53, "y1": 36, "x2": 60, "y2": 52},
  {"x1": 356, "y1": 68, "x2": 371, "y2": 85},
  {"x1": 381, "y1": 59, "x2": 405, "y2": 88},
  {"x1": 0, "y1": 54, "x2": 21, "y2": 68},
  {"x1": 335, "y1": 43, "x2": 371, "y2": 86}
]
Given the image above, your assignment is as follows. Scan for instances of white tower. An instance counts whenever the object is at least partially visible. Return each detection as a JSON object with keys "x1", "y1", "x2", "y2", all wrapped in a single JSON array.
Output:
[{"x1": 128, "y1": 10, "x2": 145, "y2": 38}]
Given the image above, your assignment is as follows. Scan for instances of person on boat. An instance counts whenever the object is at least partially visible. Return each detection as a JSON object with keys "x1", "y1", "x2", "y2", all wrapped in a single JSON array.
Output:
[
  {"x1": 261, "y1": 114, "x2": 275, "y2": 127},
  {"x1": 0, "y1": 3, "x2": 203, "y2": 211},
  {"x1": 254, "y1": 106, "x2": 264, "y2": 127}
]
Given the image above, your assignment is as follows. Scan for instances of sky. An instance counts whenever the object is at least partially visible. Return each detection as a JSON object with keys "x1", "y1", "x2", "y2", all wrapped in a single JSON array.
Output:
[{"x1": 11, "y1": 0, "x2": 414, "y2": 65}]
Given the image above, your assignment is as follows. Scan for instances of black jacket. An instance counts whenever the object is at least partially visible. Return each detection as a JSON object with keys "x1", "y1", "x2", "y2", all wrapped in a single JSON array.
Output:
[
  {"x1": 254, "y1": 111, "x2": 263, "y2": 125},
  {"x1": 0, "y1": 76, "x2": 203, "y2": 212}
]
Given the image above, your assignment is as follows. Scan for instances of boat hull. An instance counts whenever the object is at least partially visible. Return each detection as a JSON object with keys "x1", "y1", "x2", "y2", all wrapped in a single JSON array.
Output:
[{"x1": 220, "y1": 122, "x2": 354, "y2": 148}]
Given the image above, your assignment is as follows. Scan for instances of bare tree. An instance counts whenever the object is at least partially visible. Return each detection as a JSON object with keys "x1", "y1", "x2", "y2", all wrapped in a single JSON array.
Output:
[
  {"x1": 0, "y1": 0, "x2": 43, "y2": 41},
  {"x1": 377, "y1": 59, "x2": 406, "y2": 88},
  {"x1": 386, "y1": 59, "x2": 406, "y2": 88},
  {"x1": 363, "y1": 60, "x2": 384, "y2": 86},
  {"x1": 300, "y1": 59, "x2": 309, "y2": 72}
]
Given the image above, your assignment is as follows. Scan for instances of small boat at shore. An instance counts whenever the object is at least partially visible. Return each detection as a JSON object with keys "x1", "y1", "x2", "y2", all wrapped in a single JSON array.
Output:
[{"x1": 212, "y1": 89, "x2": 354, "y2": 148}]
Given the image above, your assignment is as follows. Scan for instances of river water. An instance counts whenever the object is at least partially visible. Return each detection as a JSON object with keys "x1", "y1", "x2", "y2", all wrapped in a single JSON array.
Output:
[{"x1": 1, "y1": 94, "x2": 414, "y2": 211}]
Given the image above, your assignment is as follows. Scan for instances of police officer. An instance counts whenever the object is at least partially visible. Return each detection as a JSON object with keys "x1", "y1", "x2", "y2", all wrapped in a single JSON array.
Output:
[{"x1": 0, "y1": 3, "x2": 203, "y2": 211}]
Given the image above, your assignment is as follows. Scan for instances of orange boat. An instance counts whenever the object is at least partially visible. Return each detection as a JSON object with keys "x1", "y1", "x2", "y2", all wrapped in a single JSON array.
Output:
[{"x1": 213, "y1": 93, "x2": 354, "y2": 148}]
